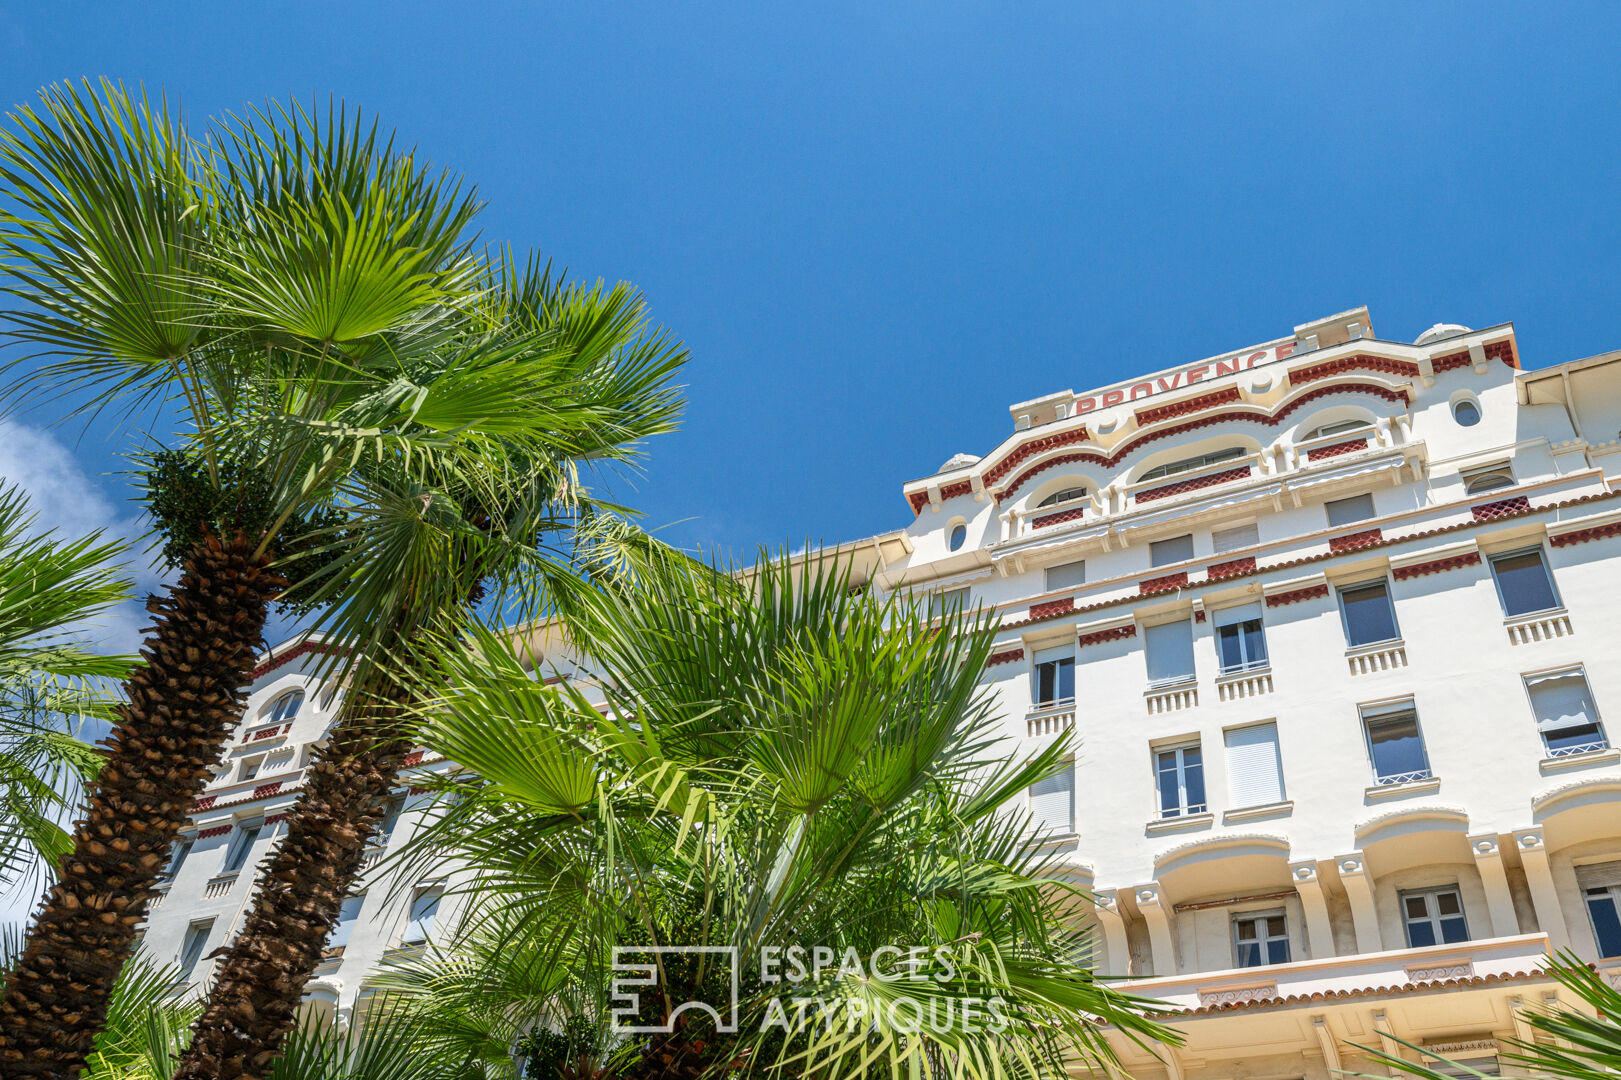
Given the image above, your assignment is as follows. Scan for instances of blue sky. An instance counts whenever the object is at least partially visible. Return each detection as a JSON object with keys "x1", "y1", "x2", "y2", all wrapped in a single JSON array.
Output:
[{"x1": 6, "y1": 2, "x2": 1621, "y2": 584}]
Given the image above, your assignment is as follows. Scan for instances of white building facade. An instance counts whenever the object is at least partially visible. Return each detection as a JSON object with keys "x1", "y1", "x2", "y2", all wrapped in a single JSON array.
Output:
[{"x1": 141, "y1": 305, "x2": 1621, "y2": 1075}]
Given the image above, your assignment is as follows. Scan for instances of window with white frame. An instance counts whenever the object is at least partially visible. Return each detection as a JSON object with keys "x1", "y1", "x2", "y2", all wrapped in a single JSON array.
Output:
[
  {"x1": 1027, "y1": 761, "x2": 1075, "y2": 835},
  {"x1": 1360, "y1": 700, "x2": 1431, "y2": 785},
  {"x1": 220, "y1": 820, "x2": 263, "y2": 874},
  {"x1": 1213, "y1": 602, "x2": 1268, "y2": 674},
  {"x1": 1577, "y1": 862, "x2": 1621, "y2": 958},
  {"x1": 179, "y1": 919, "x2": 214, "y2": 977},
  {"x1": 163, "y1": 837, "x2": 193, "y2": 880},
  {"x1": 1338, "y1": 579, "x2": 1400, "y2": 648},
  {"x1": 266, "y1": 689, "x2": 304, "y2": 725},
  {"x1": 374, "y1": 794, "x2": 407, "y2": 847},
  {"x1": 1144, "y1": 618, "x2": 1195, "y2": 687},
  {"x1": 1154, "y1": 742, "x2": 1206, "y2": 818},
  {"x1": 1044, "y1": 560, "x2": 1086, "y2": 592},
  {"x1": 1302, "y1": 418, "x2": 1373, "y2": 441},
  {"x1": 929, "y1": 587, "x2": 969, "y2": 618},
  {"x1": 238, "y1": 754, "x2": 265, "y2": 782},
  {"x1": 1037, "y1": 486, "x2": 1089, "y2": 508},
  {"x1": 1525, "y1": 668, "x2": 1607, "y2": 757},
  {"x1": 1232, "y1": 911, "x2": 1290, "y2": 967},
  {"x1": 402, "y1": 886, "x2": 444, "y2": 945},
  {"x1": 1325, "y1": 492, "x2": 1376, "y2": 528},
  {"x1": 1031, "y1": 645, "x2": 1075, "y2": 707},
  {"x1": 1401, "y1": 886, "x2": 1469, "y2": 947},
  {"x1": 1462, "y1": 462, "x2": 1515, "y2": 496},
  {"x1": 1140, "y1": 446, "x2": 1246, "y2": 483},
  {"x1": 1224, "y1": 722, "x2": 1285, "y2": 809},
  {"x1": 1489, "y1": 548, "x2": 1560, "y2": 617},
  {"x1": 1212, "y1": 522, "x2": 1259, "y2": 554},
  {"x1": 948, "y1": 523, "x2": 967, "y2": 551},
  {"x1": 1150, "y1": 534, "x2": 1195, "y2": 567},
  {"x1": 326, "y1": 893, "x2": 367, "y2": 953}
]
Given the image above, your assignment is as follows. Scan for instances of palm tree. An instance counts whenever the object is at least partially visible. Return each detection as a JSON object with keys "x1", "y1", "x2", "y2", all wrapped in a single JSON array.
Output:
[
  {"x1": 1360, "y1": 951, "x2": 1621, "y2": 1080},
  {"x1": 0, "y1": 81, "x2": 685, "y2": 1076},
  {"x1": 0, "y1": 484, "x2": 134, "y2": 893},
  {"x1": 381, "y1": 555, "x2": 1178, "y2": 1079}
]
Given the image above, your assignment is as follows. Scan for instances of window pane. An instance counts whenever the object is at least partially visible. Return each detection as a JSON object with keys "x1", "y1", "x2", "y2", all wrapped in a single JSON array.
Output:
[
  {"x1": 1213, "y1": 522, "x2": 1260, "y2": 554},
  {"x1": 1407, "y1": 920, "x2": 1437, "y2": 948},
  {"x1": 1440, "y1": 916, "x2": 1470, "y2": 943},
  {"x1": 1587, "y1": 892, "x2": 1621, "y2": 958},
  {"x1": 1056, "y1": 659, "x2": 1074, "y2": 702},
  {"x1": 1266, "y1": 938, "x2": 1290, "y2": 964},
  {"x1": 1342, "y1": 583, "x2": 1398, "y2": 646},
  {"x1": 1184, "y1": 755, "x2": 1206, "y2": 810},
  {"x1": 1326, "y1": 493, "x2": 1376, "y2": 528},
  {"x1": 1241, "y1": 620, "x2": 1268, "y2": 666},
  {"x1": 1436, "y1": 891, "x2": 1461, "y2": 917},
  {"x1": 1045, "y1": 561, "x2": 1086, "y2": 591},
  {"x1": 1367, "y1": 713, "x2": 1427, "y2": 779},
  {"x1": 1150, "y1": 534, "x2": 1195, "y2": 567},
  {"x1": 1492, "y1": 551, "x2": 1558, "y2": 616},
  {"x1": 1236, "y1": 942, "x2": 1260, "y2": 967},
  {"x1": 1217, "y1": 625, "x2": 1244, "y2": 671},
  {"x1": 1145, "y1": 620, "x2": 1196, "y2": 683},
  {"x1": 1404, "y1": 896, "x2": 1429, "y2": 920}
]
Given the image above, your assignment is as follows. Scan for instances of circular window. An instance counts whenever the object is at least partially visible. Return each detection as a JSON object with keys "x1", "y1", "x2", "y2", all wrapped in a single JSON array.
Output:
[
  {"x1": 948, "y1": 523, "x2": 967, "y2": 551},
  {"x1": 1452, "y1": 399, "x2": 1481, "y2": 427}
]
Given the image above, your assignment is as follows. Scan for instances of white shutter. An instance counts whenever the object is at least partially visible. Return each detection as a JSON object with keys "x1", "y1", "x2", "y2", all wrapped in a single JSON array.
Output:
[
  {"x1": 1045, "y1": 561, "x2": 1087, "y2": 591},
  {"x1": 1213, "y1": 601, "x2": 1264, "y2": 628},
  {"x1": 1326, "y1": 493, "x2": 1375, "y2": 527},
  {"x1": 1150, "y1": 534, "x2": 1195, "y2": 567},
  {"x1": 1213, "y1": 522, "x2": 1260, "y2": 554},
  {"x1": 1145, "y1": 619, "x2": 1195, "y2": 684},
  {"x1": 1576, "y1": 861, "x2": 1621, "y2": 891},
  {"x1": 1028, "y1": 764, "x2": 1074, "y2": 834},
  {"x1": 1032, "y1": 645, "x2": 1073, "y2": 666},
  {"x1": 1225, "y1": 723, "x2": 1284, "y2": 807},
  {"x1": 1526, "y1": 672, "x2": 1598, "y2": 734}
]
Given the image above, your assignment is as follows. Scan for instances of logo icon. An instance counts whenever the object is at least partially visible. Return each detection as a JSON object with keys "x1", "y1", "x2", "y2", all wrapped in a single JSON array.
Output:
[{"x1": 610, "y1": 946, "x2": 741, "y2": 1035}]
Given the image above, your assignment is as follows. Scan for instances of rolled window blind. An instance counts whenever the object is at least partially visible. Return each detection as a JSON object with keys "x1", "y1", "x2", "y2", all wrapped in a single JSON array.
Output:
[
  {"x1": 1214, "y1": 601, "x2": 1264, "y2": 628},
  {"x1": 1028, "y1": 763, "x2": 1074, "y2": 833},
  {"x1": 1526, "y1": 671, "x2": 1597, "y2": 734},
  {"x1": 1225, "y1": 722, "x2": 1284, "y2": 807}
]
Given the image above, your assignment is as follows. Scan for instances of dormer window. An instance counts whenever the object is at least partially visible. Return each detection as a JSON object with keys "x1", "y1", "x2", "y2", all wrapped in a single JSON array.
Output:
[
  {"x1": 1037, "y1": 486, "x2": 1089, "y2": 508},
  {"x1": 1139, "y1": 446, "x2": 1246, "y2": 483},
  {"x1": 1302, "y1": 418, "x2": 1373, "y2": 441}
]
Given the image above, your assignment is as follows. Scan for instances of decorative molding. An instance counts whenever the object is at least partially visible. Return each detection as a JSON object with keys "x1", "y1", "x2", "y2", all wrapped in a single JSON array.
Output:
[
  {"x1": 1329, "y1": 528, "x2": 1383, "y2": 553},
  {"x1": 1431, "y1": 349, "x2": 1471, "y2": 373},
  {"x1": 1267, "y1": 583, "x2": 1329, "y2": 607},
  {"x1": 1135, "y1": 465, "x2": 1253, "y2": 505},
  {"x1": 250, "y1": 639, "x2": 347, "y2": 681},
  {"x1": 195, "y1": 796, "x2": 217, "y2": 811},
  {"x1": 1306, "y1": 436, "x2": 1369, "y2": 462},
  {"x1": 1031, "y1": 505, "x2": 1087, "y2": 529},
  {"x1": 402, "y1": 750, "x2": 426, "y2": 767},
  {"x1": 198, "y1": 824, "x2": 232, "y2": 839},
  {"x1": 265, "y1": 812, "x2": 289, "y2": 826},
  {"x1": 939, "y1": 479, "x2": 973, "y2": 501},
  {"x1": 1078, "y1": 624, "x2": 1136, "y2": 648},
  {"x1": 1485, "y1": 340, "x2": 1518, "y2": 368},
  {"x1": 986, "y1": 647, "x2": 1025, "y2": 668},
  {"x1": 1197, "y1": 984, "x2": 1279, "y2": 1008},
  {"x1": 1392, "y1": 551, "x2": 1481, "y2": 580},
  {"x1": 1407, "y1": 962, "x2": 1476, "y2": 983},
  {"x1": 251, "y1": 781, "x2": 283, "y2": 800},
  {"x1": 1140, "y1": 571, "x2": 1189, "y2": 596},
  {"x1": 1029, "y1": 597, "x2": 1075, "y2": 620},
  {"x1": 1207, "y1": 556, "x2": 1257, "y2": 580},
  {"x1": 1472, "y1": 495, "x2": 1530, "y2": 522},
  {"x1": 1134, "y1": 386, "x2": 1242, "y2": 426},
  {"x1": 1290, "y1": 354, "x2": 1420, "y2": 384},
  {"x1": 1551, "y1": 521, "x2": 1621, "y2": 547},
  {"x1": 981, "y1": 426, "x2": 1093, "y2": 488}
]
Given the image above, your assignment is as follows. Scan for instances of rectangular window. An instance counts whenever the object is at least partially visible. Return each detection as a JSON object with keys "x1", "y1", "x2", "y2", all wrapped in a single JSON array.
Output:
[
  {"x1": 929, "y1": 587, "x2": 970, "y2": 617},
  {"x1": 327, "y1": 893, "x2": 367, "y2": 951},
  {"x1": 1402, "y1": 886, "x2": 1470, "y2": 947},
  {"x1": 1361, "y1": 701, "x2": 1431, "y2": 785},
  {"x1": 1490, "y1": 548, "x2": 1560, "y2": 617},
  {"x1": 1144, "y1": 619, "x2": 1196, "y2": 686},
  {"x1": 1224, "y1": 722, "x2": 1284, "y2": 808},
  {"x1": 1232, "y1": 911, "x2": 1290, "y2": 967},
  {"x1": 1027, "y1": 761, "x2": 1075, "y2": 835},
  {"x1": 1045, "y1": 560, "x2": 1087, "y2": 592},
  {"x1": 1213, "y1": 522, "x2": 1260, "y2": 554},
  {"x1": 1525, "y1": 669, "x2": 1607, "y2": 757},
  {"x1": 1325, "y1": 493, "x2": 1376, "y2": 528},
  {"x1": 1150, "y1": 534, "x2": 1195, "y2": 567},
  {"x1": 1032, "y1": 645, "x2": 1075, "y2": 706},
  {"x1": 1339, "y1": 580, "x2": 1399, "y2": 647},
  {"x1": 221, "y1": 821, "x2": 263, "y2": 874},
  {"x1": 164, "y1": 837, "x2": 193, "y2": 879},
  {"x1": 375, "y1": 795, "x2": 407, "y2": 846},
  {"x1": 1213, "y1": 602, "x2": 1268, "y2": 674},
  {"x1": 1155, "y1": 743, "x2": 1206, "y2": 818},
  {"x1": 239, "y1": 755, "x2": 264, "y2": 782},
  {"x1": 179, "y1": 919, "x2": 214, "y2": 976},
  {"x1": 402, "y1": 887, "x2": 443, "y2": 945},
  {"x1": 1577, "y1": 862, "x2": 1621, "y2": 958}
]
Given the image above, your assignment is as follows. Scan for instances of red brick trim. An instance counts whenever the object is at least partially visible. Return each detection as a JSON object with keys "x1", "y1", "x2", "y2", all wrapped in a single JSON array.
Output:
[
  {"x1": 1306, "y1": 437, "x2": 1369, "y2": 462},
  {"x1": 1431, "y1": 349, "x2": 1471, "y2": 373},
  {"x1": 1485, "y1": 340, "x2": 1518, "y2": 368},
  {"x1": 1472, "y1": 495, "x2": 1530, "y2": 521},
  {"x1": 1266, "y1": 584, "x2": 1329, "y2": 607},
  {"x1": 982, "y1": 426, "x2": 1093, "y2": 487},
  {"x1": 908, "y1": 491, "x2": 930, "y2": 514},
  {"x1": 1134, "y1": 386, "x2": 1242, "y2": 426},
  {"x1": 1029, "y1": 597, "x2": 1075, "y2": 620},
  {"x1": 402, "y1": 750, "x2": 426, "y2": 767},
  {"x1": 251, "y1": 781, "x2": 283, "y2": 800},
  {"x1": 1207, "y1": 556, "x2": 1257, "y2": 580},
  {"x1": 986, "y1": 647, "x2": 1026, "y2": 667},
  {"x1": 1392, "y1": 552, "x2": 1481, "y2": 580},
  {"x1": 1031, "y1": 505, "x2": 1087, "y2": 529},
  {"x1": 1194, "y1": 610, "x2": 1206, "y2": 622},
  {"x1": 1329, "y1": 528, "x2": 1383, "y2": 553},
  {"x1": 408, "y1": 785, "x2": 431, "y2": 796},
  {"x1": 198, "y1": 824, "x2": 233, "y2": 839},
  {"x1": 1078, "y1": 624, "x2": 1136, "y2": 648},
  {"x1": 194, "y1": 796, "x2": 217, "y2": 811},
  {"x1": 250, "y1": 639, "x2": 348, "y2": 681},
  {"x1": 265, "y1": 812, "x2": 289, "y2": 826},
  {"x1": 1135, "y1": 466, "x2": 1252, "y2": 505},
  {"x1": 1140, "y1": 571, "x2": 1189, "y2": 596},
  {"x1": 1290, "y1": 354, "x2": 1421, "y2": 384},
  {"x1": 940, "y1": 480, "x2": 973, "y2": 501},
  {"x1": 1550, "y1": 521, "x2": 1621, "y2": 547}
]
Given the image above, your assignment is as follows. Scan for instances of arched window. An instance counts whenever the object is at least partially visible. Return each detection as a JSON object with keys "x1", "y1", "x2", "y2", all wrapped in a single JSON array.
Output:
[
  {"x1": 267, "y1": 690, "x2": 304, "y2": 725},
  {"x1": 1139, "y1": 446, "x2": 1246, "y2": 483},
  {"x1": 1452, "y1": 399, "x2": 1481, "y2": 427},
  {"x1": 1302, "y1": 418, "x2": 1373, "y2": 441},
  {"x1": 948, "y1": 523, "x2": 967, "y2": 551},
  {"x1": 1463, "y1": 466, "x2": 1514, "y2": 495},
  {"x1": 1037, "y1": 486, "x2": 1088, "y2": 508}
]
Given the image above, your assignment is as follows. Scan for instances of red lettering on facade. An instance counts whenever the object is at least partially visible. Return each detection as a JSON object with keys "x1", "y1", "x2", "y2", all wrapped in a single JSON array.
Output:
[
  {"x1": 1186, "y1": 366, "x2": 1208, "y2": 383},
  {"x1": 1157, "y1": 374, "x2": 1182, "y2": 392},
  {"x1": 1075, "y1": 397, "x2": 1096, "y2": 414},
  {"x1": 1101, "y1": 389, "x2": 1125, "y2": 407},
  {"x1": 1215, "y1": 359, "x2": 1240, "y2": 376},
  {"x1": 1130, "y1": 382, "x2": 1154, "y2": 399}
]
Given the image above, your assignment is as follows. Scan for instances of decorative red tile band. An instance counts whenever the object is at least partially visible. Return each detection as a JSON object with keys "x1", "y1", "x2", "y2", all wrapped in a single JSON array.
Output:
[
  {"x1": 1290, "y1": 354, "x2": 1420, "y2": 384},
  {"x1": 1207, "y1": 556, "x2": 1257, "y2": 580},
  {"x1": 940, "y1": 480, "x2": 973, "y2": 501},
  {"x1": 1031, "y1": 505, "x2": 1087, "y2": 529},
  {"x1": 198, "y1": 824, "x2": 233, "y2": 839},
  {"x1": 982, "y1": 426, "x2": 1092, "y2": 487},
  {"x1": 1550, "y1": 521, "x2": 1621, "y2": 547},
  {"x1": 1077, "y1": 624, "x2": 1136, "y2": 648},
  {"x1": 402, "y1": 750, "x2": 426, "y2": 767},
  {"x1": 1194, "y1": 610, "x2": 1206, "y2": 622},
  {"x1": 251, "y1": 781, "x2": 283, "y2": 800},
  {"x1": 1484, "y1": 340, "x2": 1518, "y2": 368},
  {"x1": 1306, "y1": 437, "x2": 1368, "y2": 462},
  {"x1": 908, "y1": 490, "x2": 930, "y2": 514},
  {"x1": 1135, "y1": 466, "x2": 1252, "y2": 505},
  {"x1": 1029, "y1": 597, "x2": 1075, "y2": 620},
  {"x1": 265, "y1": 812, "x2": 289, "y2": 826},
  {"x1": 1329, "y1": 528, "x2": 1383, "y2": 553},
  {"x1": 1392, "y1": 551, "x2": 1481, "y2": 580},
  {"x1": 1266, "y1": 584, "x2": 1329, "y2": 607},
  {"x1": 1431, "y1": 350, "x2": 1471, "y2": 373},
  {"x1": 1472, "y1": 496, "x2": 1530, "y2": 522},
  {"x1": 195, "y1": 796, "x2": 217, "y2": 811},
  {"x1": 1134, "y1": 386, "x2": 1242, "y2": 426},
  {"x1": 986, "y1": 647, "x2": 1026, "y2": 667},
  {"x1": 250, "y1": 639, "x2": 348, "y2": 681},
  {"x1": 1140, "y1": 571, "x2": 1189, "y2": 596}
]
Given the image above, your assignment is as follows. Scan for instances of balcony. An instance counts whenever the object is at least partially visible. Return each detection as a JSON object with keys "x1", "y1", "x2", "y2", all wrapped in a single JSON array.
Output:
[{"x1": 1026, "y1": 700, "x2": 1075, "y2": 737}]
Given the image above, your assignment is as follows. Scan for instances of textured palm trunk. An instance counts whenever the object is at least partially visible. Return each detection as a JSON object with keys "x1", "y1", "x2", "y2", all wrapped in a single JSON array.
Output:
[
  {"x1": 171, "y1": 676, "x2": 414, "y2": 1080},
  {"x1": 0, "y1": 534, "x2": 279, "y2": 1080}
]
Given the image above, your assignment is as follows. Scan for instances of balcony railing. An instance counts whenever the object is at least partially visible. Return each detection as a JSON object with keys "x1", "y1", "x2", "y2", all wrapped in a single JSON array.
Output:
[
  {"x1": 1374, "y1": 769, "x2": 1434, "y2": 786},
  {"x1": 1545, "y1": 738, "x2": 1609, "y2": 759},
  {"x1": 1026, "y1": 700, "x2": 1076, "y2": 737}
]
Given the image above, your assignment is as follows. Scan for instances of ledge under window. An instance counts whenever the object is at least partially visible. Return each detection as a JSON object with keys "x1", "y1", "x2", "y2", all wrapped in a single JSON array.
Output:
[
  {"x1": 1146, "y1": 811, "x2": 1214, "y2": 835},
  {"x1": 1222, "y1": 800, "x2": 1294, "y2": 825},
  {"x1": 1540, "y1": 746, "x2": 1620, "y2": 773},
  {"x1": 1364, "y1": 775, "x2": 1442, "y2": 801}
]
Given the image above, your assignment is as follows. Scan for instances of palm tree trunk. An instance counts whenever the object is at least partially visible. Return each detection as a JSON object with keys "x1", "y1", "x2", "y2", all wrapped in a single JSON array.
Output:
[
  {"x1": 0, "y1": 534, "x2": 280, "y2": 1080},
  {"x1": 171, "y1": 679, "x2": 414, "y2": 1080}
]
